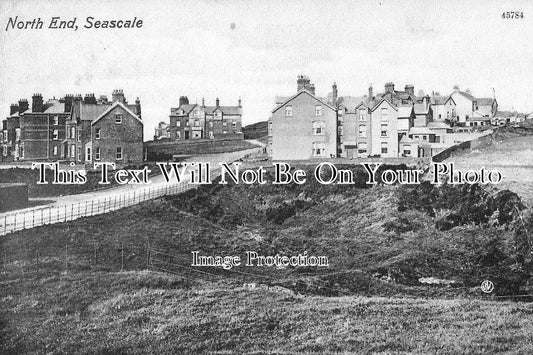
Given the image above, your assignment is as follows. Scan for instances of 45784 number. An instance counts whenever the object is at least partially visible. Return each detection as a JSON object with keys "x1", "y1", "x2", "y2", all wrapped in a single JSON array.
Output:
[{"x1": 502, "y1": 11, "x2": 524, "y2": 19}]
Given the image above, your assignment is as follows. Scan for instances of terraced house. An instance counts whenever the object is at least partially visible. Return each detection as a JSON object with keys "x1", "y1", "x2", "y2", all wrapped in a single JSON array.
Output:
[
  {"x1": 268, "y1": 76, "x2": 490, "y2": 160},
  {"x1": 168, "y1": 96, "x2": 243, "y2": 141},
  {"x1": 2, "y1": 94, "x2": 70, "y2": 161}
]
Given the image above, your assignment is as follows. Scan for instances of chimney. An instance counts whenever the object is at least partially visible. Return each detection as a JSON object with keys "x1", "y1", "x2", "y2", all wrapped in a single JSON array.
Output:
[
  {"x1": 405, "y1": 85, "x2": 414, "y2": 96},
  {"x1": 179, "y1": 96, "x2": 189, "y2": 106},
  {"x1": 309, "y1": 84, "x2": 315, "y2": 95},
  {"x1": 216, "y1": 97, "x2": 220, "y2": 107},
  {"x1": 112, "y1": 89, "x2": 125, "y2": 103},
  {"x1": 453, "y1": 85, "x2": 460, "y2": 93},
  {"x1": 63, "y1": 94, "x2": 74, "y2": 113},
  {"x1": 135, "y1": 97, "x2": 141, "y2": 119},
  {"x1": 332, "y1": 82, "x2": 338, "y2": 106},
  {"x1": 297, "y1": 74, "x2": 311, "y2": 93},
  {"x1": 368, "y1": 85, "x2": 373, "y2": 102},
  {"x1": 238, "y1": 97, "x2": 242, "y2": 107},
  {"x1": 18, "y1": 99, "x2": 29, "y2": 114},
  {"x1": 32, "y1": 93, "x2": 44, "y2": 113},
  {"x1": 83, "y1": 93, "x2": 97, "y2": 104},
  {"x1": 74, "y1": 94, "x2": 83, "y2": 102},
  {"x1": 385, "y1": 82, "x2": 394, "y2": 93},
  {"x1": 202, "y1": 97, "x2": 205, "y2": 107},
  {"x1": 9, "y1": 104, "x2": 19, "y2": 116}
]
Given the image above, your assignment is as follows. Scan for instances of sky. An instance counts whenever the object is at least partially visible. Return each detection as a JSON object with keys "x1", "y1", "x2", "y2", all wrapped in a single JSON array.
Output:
[{"x1": 1, "y1": 0, "x2": 533, "y2": 140}]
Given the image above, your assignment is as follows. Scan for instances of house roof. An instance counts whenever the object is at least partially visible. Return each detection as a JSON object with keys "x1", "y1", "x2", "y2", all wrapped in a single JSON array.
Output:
[
  {"x1": 476, "y1": 98, "x2": 494, "y2": 106},
  {"x1": 92, "y1": 101, "x2": 142, "y2": 125},
  {"x1": 369, "y1": 97, "x2": 397, "y2": 112},
  {"x1": 337, "y1": 96, "x2": 365, "y2": 111},
  {"x1": 428, "y1": 121, "x2": 451, "y2": 129},
  {"x1": 456, "y1": 91, "x2": 476, "y2": 101},
  {"x1": 409, "y1": 126, "x2": 434, "y2": 135},
  {"x1": 400, "y1": 135, "x2": 417, "y2": 144},
  {"x1": 171, "y1": 104, "x2": 242, "y2": 116},
  {"x1": 271, "y1": 90, "x2": 336, "y2": 113},
  {"x1": 414, "y1": 103, "x2": 430, "y2": 115},
  {"x1": 431, "y1": 95, "x2": 454, "y2": 105},
  {"x1": 397, "y1": 105, "x2": 414, "y2": 118},
  {"x1": 43, "y1": 100, "x2": 66, "y2": 114},
  {"x1": 466, "y1": 116, "x2": 491, "y2": 122},
  {"x1": 494, "y1": 110, "x2": 514, "y2": 118},
  {"x1": 77, "y1": 102, "x2": 110, "y2": 121}
]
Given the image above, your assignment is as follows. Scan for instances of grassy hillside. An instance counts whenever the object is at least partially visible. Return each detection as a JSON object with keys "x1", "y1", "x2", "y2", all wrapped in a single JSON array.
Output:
[
  {"x1": 2, "y1": 268, "x2": 533, "y2": 354},
  {"x1": 145, "y1": 139, "x2": 259, "y2": 160},
  {"x1": 2, "y1": 164, "x2": 533, "y2": 353},
  {"x1": 243, "y1": 120, "x2": 268, "y2": 139}
]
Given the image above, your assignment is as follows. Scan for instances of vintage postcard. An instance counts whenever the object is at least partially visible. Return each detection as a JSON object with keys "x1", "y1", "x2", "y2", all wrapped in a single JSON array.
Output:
[{"x1": 1, "y1": 0, "x2": 533, "y2": 354}]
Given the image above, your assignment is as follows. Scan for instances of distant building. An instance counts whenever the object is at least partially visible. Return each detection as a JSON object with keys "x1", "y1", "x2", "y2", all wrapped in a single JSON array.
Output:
[
  {"x1": 431, "y1": 94, "x2": 456, "y2": 122},
  {"x1": 168, "y1": 96, "x2": 243, "y2": 141},
  {"x1": 154, "y1": 121, "x2": 170, "y2": 140},
  {"x1": 2, "y1": 94, "x2": 70, "y2": 161},
  {"x1": 450, "y1": 86, "x2": 497, "y2": 124}
]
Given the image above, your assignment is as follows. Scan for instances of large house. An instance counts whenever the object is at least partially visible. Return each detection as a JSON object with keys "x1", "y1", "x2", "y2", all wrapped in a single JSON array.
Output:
[
  {"x1": 2, "y1": 90, "x2": 144, "y2": 164},
  {"x1": 268, "y1": 76, "x2": 491, "y2": 160},
  {"x1": 168, "y1": 96, "x2": 243, "y2": 141},
  {"x1": 65, "y1": 90, "x2": 144, "y2": 164},
  {"x1": 2, "y1": 94, "x2": 70, "y2": 161},
  {"x1": 449, "y1": 86, "x2": 497, "y2": 125}
]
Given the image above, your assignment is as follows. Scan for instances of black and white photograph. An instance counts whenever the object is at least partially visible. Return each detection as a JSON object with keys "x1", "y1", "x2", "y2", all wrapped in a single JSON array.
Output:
[{"x1": 1, "y1": 0, "x2": 533, "y2": 353}]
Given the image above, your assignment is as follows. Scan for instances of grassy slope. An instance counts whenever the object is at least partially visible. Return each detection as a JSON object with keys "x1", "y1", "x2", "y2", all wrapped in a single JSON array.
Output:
[
  {"x1": 2, "y1": 268, "x2": 533, "y2": 354},
  {"x1": 1, "y1": 166, "x2": 532, "y2": 353},
  {"x1": 146, "y1": 139, "x2": 259, "y2": 158}
]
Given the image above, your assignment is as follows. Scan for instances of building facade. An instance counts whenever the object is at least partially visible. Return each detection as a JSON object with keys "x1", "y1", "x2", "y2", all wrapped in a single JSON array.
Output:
[{"x1": 168, "y1": 96, "x2": 243, "y2": 141}]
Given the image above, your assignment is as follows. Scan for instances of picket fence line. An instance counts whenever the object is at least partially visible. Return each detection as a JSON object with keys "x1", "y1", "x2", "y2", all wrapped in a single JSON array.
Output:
[{"x1": 0, "y1": 179, "x2": 198, "y2": 237}]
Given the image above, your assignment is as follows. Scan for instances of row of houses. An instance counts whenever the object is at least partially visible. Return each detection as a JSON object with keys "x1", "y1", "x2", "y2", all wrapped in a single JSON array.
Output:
[
  {"x1": 267, "y1": 76, "x2": 499, "y2": 160},
  {"x1": 2, "y1": 90, "x2": 144, "y2": 164},
  {"x1": 154, "y1": 96, "x2": 243, "y2": 141}
]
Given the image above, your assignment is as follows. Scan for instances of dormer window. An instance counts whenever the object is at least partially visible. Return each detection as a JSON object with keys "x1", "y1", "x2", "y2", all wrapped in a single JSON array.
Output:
[{"x1": 115, "y1": 114, "x2": 122, "y2": 124}]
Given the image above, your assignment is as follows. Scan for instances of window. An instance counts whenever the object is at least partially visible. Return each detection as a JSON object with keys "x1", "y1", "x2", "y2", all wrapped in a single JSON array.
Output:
[
  {"x1": 315, "y1": 105, "x2": 323, "y2": 116},
  {"x1": 380, "y1": 108, "x2": 389, "y2": 121},
  {"x1": 116, "y1": 147, "x2": 123, "y2": 160},
  {"x1": 209, "y1": 122, "x2": 213, "y2": 127},
  {"x1": 70, "y1": 126, "x2": 75, "y2": 139},
  {"x1": 268, "y1": 121, "x2": 273, "y2": 136},
  {"x1": 313, "y1": 121, "x2": 325, "y2": 135},
  {"x1": 95, "y1": 128, "x2": 101, "y2": 139},
  {"x1": 232, "y1": 121, "x2": 237, "y2": 128},
  {"x1": 285, "y1": 106, "x2": 293, "y2": 117},
  {"x1": 95, "y1": 147, "x2": 100, "y2": 160},
  {"x1": 338, "y1": 126, "x2": 343, "y2": 136},
  {"x1": 223, "y1": 121, "x2": 227, "y2": 126},
  {"x1": 337, "y1": 108, "x2": 343, "y2": 116},
  {"x1": 176, "y1": 131, "x2": 181, "y2": 139},
  {"x1": 209, "y1": 131, "x2": 214, "y2": 139},
  {"x1": 53, "y1": 129, "x2": 59, "y2": 140},
  {"x1": 358, "y1": 142, "x2": 367, "y2": 154},
  {"x1": 86, "y1": 147, "x2": 91, "y2": 162},
  {"x1": 176, "y1": 121, "x2": 181, "y2": 127},
  {"x1": 53, "y1": 146, "x2": 58, "y2": 156},
  {"x1": 380, "y1": 123, "x2": 388, "y2": 137},
  {"x1": 359, "y1": 108, "x2": 366, "y2": 121},
  {"x1": 359, "y1": 125, "x2": 366, "y2": 138},
  {"x1": 214, "y1": 111, "x2": 222, "y2": 119},
  {"x1": 423, "y1": 135, "x2": 427, "y2": 141},
  {"x1": 3, "y1": 131, "x2": 7, "y2": 141},
  {"x1": 77, "y1": 130, "x2": 81, "y2": 142},
  {"x1": 381, "y1": 142, "x2": 388, "y2": 154},
  {"x1": 312, "y1": 142, "x2": 326, "y2": 156},
  {"x1": 53, "y1": 116, "x2": 59, "y2": 125},
  {"x1": 3, "y1": 145, "x2": 7, "y2": 156},
  {"x1": 223, "y1": 131, "x2": 227, "y2": 134},
  {"x1": 185, "y1": 120, "x2": 189, "y2": 126},
  {"x1": 69, "y1": 144, "x2": 75, "y2": 158},
  {"x1": 15, "y1": 128, "x2": 20, "y2": 141},
  {"x1": 115, "y1": 114, "x2": 122, "y2": 124},
  {"x1": 194, "y1": 120, "x2": 200, "y2": 127},
  {"x1": 77, "y1": 147, "x2": 81, "y2": 162},
  {"x1": 193, "y1": 110, "x2": 202, "y2": 118},
  {"x1": 20, "y1": 144, "x2": 24, "y2": 159},
  {"x1": 193, "y1": 131, "x2": 201, "y2": 139}
]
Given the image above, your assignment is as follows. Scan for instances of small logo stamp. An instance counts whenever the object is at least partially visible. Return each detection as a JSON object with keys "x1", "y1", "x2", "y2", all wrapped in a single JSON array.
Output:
[{"x1": 481, "y1": 280, "x2": 495, "y2": 294}]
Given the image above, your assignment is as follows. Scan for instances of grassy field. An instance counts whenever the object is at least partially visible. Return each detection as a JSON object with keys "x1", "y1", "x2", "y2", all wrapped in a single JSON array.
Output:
[
  {"x1": 145, "y1": 138, "x2": 260, "y2": 160},
  {"x1": 2, "y1": 267, "x2": 533, "y2": 354},
  {"x1": 1, "y1": 164, "x2": 533, "y2": 353}
]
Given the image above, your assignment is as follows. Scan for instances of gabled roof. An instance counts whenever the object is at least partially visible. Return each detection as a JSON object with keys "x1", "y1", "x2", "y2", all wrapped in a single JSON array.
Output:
[
  {"x1": 414, "y1": 103, "x2": 430, "y2": 115},
  {"x1": 271, "y1": 90, "x2": 336, "y2": 113},
  {"x1": 170, "y1": 104, "x2": 197, "y2": 116},
  {"x1": 91, "y1": 101, "x2": 142, "y2": 125},
  {"x1": 431, "y1": 95, "x2": 455, "y2": 106},
  {"x1": 455, "y1": 91, "x2": 476, "y2": 101},
  {"x1": 494, "y1": 110, "x2": 514, "y2": 118},
  {"x1": 369, "y1": 97, "x2": 397, "y2": 112},
  {"x1": 336, "y1": 96, "x2": 365, "y2": 111},
  {"x1": 77, "y1": 102, "x2": 110, "y2": 121},
  {"x1": 397, "y1": 105, "x2": 414, "y2": 118},
  {"x1": 476, "y1": 98, "x2": 494, "y2": 106}
]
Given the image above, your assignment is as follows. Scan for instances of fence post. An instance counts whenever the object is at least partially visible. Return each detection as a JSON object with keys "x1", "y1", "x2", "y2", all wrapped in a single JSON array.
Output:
[
  {"x1": 121, "y1": 243, "x2": 124, "y2": 271},
  {"x1": 64, "y1": 243, "x2": 68, "y2": 272}
]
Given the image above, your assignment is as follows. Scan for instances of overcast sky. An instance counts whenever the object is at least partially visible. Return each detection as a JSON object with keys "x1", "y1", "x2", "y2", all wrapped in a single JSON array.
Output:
[{"x1": 1, "y1": 0, "x2": 533, "y2": 140}]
